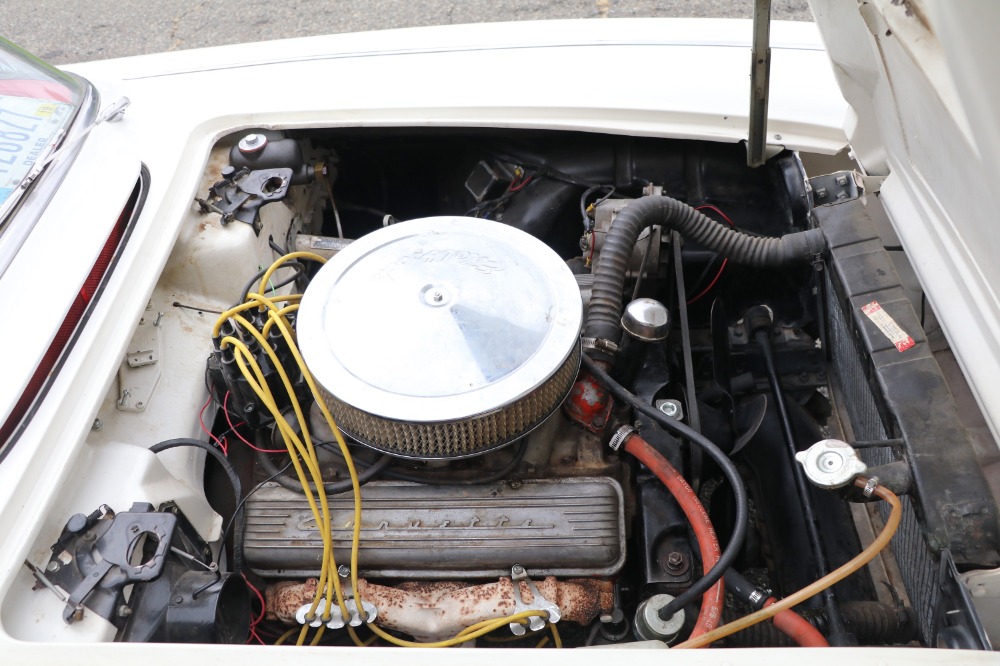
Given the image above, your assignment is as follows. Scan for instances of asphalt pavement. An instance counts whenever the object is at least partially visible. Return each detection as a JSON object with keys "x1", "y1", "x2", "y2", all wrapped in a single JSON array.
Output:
[{"x1": 4, "y1": 0, "x2": 811, "y2": 65}]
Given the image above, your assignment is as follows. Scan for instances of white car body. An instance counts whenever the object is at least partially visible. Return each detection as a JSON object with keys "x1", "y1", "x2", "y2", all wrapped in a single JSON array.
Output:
[{"x1": 1, "y1": 4, "x2": 998, "y2": 663}]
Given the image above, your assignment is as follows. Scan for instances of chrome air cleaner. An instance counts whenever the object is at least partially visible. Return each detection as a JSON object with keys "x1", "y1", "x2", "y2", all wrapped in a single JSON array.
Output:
[{"x1": 297, "y1": 217, "x2": 582, "y2": 459}]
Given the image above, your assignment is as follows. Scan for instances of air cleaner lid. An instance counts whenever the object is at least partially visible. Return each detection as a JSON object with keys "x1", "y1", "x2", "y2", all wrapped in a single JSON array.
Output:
[{"x1": 297, "y1": 217, "x2": 583, "y2": 423}]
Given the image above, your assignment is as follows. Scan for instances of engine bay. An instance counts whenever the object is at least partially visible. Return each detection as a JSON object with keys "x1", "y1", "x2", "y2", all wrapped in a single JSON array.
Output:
[{"x1": 16, "y1": 126, "x2": 1000, "y2": 650}]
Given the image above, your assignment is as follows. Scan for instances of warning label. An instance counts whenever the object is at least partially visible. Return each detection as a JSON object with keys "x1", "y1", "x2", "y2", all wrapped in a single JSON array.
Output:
[{"x1": 861, "y1": 301, "x2": 915, "y2": 352}]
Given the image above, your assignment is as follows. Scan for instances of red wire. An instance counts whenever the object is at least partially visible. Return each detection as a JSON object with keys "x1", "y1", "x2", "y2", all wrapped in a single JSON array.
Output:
[
  {"x1": 244, "y1": 574, "x2": 267, "y2": 627},
  {"x1": 686, "y1": 259, "x2": 729, "y2": 306},
  {"x1": 508, "y1": 175, "x2": 533, "y2": 192},
  {"x1": 199, "y1": 395, "x2": 226, "y2": 456},
  {"x1": 695, "y1": 203, "x2": 736, "y2": 227},
  {"x1": 686, "y1": 204, "x2": 737, "y2": 306},
  {"x1": 224, "y1": 392, "x2": 286, "y2": 453},
  {"x1": 243, "y1": 573, "x2": 269, "y2": 645}
]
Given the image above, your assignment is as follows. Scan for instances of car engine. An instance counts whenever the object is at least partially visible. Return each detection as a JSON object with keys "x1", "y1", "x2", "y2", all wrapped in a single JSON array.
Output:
[{"x1": 31, "y1": 127, "x2": 999, "y2": 650}]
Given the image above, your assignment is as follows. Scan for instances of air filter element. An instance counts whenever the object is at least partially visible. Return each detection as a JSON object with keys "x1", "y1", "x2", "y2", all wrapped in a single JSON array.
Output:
[{"x1": 297, "y1": 217, "x2": 582, "y2": 459}]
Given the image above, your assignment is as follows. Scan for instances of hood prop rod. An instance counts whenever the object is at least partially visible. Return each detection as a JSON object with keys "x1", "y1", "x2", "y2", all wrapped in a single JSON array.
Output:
[{"x1": 747, "y1": 0, "x2": 772, "y2": 167}]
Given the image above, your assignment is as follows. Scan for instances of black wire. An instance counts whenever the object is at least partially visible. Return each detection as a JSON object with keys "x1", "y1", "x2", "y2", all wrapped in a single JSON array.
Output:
[
  {"x1": 685, "y1": 254, "x2": 722, "y2": 297},
  {"x1": 486, "y1": 151, "x2": 604, "y2": 188},
  {"x1": 579, "y1": 185, "x2": 616, "y2": 230},
  {"x1": 149, "y1": 438, "x2": 245, "y2": 573},
  {"x1": 236, "y1": 261, "x2": 306, "y2": 305},
  {"x1": 220, "y1": 459, "x2": 295, "y2": 545},
  {"x1": 464, "y1": 180, "x2": 530, "y2": 218},
  {"x1": 382, "y1": 439, "x2": 529, "y2": 485},
  {"x1": 256, "y1": 446, "x2": 393, "y2": 494},
  {"x1": 754, "y1": 328, "x2": 848, "y2": 641},
  {"x1": 268, "y1": 238, "x2": 287, "y2": 256},
  {"x1": 336, "y1": 200, "x2": 392, "y2": 220},
  {"x1": 683, "y1": 207, "x2": 731, "y2": 298},
  {"x1": 580, "y1": 354, "x2": 748, "y2": 620}
]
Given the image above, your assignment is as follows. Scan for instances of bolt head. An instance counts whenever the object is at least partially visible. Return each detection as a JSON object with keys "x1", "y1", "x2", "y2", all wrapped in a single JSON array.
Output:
[
  {"x1": 663, "y1": 550, "x2": 689, "y2": 574},
  {"x1": 658, "y1": 401, "x2": 680, "y2": 418},
  {"x1": 238, "y1": 133, "x2": 268, "y2": 154}
]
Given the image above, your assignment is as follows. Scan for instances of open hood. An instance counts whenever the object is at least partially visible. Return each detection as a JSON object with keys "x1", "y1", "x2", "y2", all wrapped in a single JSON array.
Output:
[{"x1": 809, "y1": 0, "x2": 1000, "y2": 444}]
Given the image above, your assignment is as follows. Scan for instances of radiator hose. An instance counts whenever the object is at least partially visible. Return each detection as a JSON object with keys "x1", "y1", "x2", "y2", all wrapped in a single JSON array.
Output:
[
  {"x1": 584, "y1": 195, "x2": 825, "y2": 357},
  {"x1": 721, "y1": 601, "x2": 914, "y2": 647}
]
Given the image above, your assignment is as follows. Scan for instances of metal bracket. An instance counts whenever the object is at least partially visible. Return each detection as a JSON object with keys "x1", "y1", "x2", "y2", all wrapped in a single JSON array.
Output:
[
  {"x1": 197, "y1": 167, "x2": 293, "y2": 226},
  {"x1": 936, "y1": 550, "x2": 993, "y2": 649},
  {"x1": 44, "y1": 504, "x2": 176, "y2": 624},
  {"x1": 117, "y1": 306, "x2": 162, "y2": 412},
  {"x1": 508, "y1": 565, "x2": 561, "y2": 635},
  {"x1": 295, "y1": 596, "x2": 377, "y2": 630},
  {"x1": 808, "y1": 170, "x2": 862, "y2": 206}
]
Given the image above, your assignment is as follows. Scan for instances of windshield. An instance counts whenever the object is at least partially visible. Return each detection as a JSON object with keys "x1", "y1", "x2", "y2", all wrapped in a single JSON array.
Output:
[{"x1": 0, "y1": 39, "x2": 83, "y2": 224}]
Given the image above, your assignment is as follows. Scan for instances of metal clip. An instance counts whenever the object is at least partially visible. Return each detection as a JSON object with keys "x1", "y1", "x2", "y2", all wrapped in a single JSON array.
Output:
[
  {"x1": 509, "y1": 565, "x2": 561, "y2": 636},
  {"x1": 608, "y1": 425, "x2": 636, "y2": 452},
  {"x1": 863, "y1": 476, "x2": 880, "y2": 498},
  {"x1": 295, "y1": 596, "x2": 377, "y2": 630},
  {"x1": 580, "y1": 337, "x2": 619, "y2": 356}
]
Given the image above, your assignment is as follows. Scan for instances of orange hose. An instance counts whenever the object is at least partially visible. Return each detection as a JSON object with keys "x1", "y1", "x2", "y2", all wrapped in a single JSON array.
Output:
[
  {"x1": 623, "y1": 434, "x2": 724, "y2": 638},
  {"x1": 674, "y1": 480, "x2": 900, "y2": 649},
  {"x1": 765, "y1": 598, "x2": 829, "y2": 647}
]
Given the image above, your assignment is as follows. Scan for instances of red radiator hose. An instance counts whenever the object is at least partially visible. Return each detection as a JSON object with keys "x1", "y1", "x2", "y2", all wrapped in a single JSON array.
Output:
[
  {"x1": 766, "y1": 598, "x2": 830, "y2": 647},
  {"x1": 623, "y1": 434, "x2": 724, "y2": 638}
]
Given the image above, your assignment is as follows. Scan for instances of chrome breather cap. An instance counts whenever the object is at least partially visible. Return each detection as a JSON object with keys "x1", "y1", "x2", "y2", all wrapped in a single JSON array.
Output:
[
  {"x1": 621, "y1": 298, "x2": 670, "y2": 342},
  {"x1": 297, "y1": 216, "x2": 583, "y2": 459}
]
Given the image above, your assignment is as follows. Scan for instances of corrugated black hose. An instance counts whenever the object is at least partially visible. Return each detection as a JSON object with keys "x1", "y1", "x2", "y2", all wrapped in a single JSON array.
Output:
[{"x1": 584, "y1": 195, "x2": 825, "y2": 358}]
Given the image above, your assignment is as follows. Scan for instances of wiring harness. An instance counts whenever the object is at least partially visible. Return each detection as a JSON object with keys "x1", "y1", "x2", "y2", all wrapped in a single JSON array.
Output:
[{"x1": 212, "y1": 252, "x2": 554, "y2": 647}]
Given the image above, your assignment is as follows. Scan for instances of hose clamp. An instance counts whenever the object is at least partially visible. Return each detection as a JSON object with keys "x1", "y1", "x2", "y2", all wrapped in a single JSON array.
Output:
[
  {"x1": 863, "y1": 476, "x2": 880, "y2": 498},
  {"x1": 608, "y1": 425, "x2": 636, "y2": 452},
  {"x1": 581, "y1": 337, "x2": 619, "y2": 355}
]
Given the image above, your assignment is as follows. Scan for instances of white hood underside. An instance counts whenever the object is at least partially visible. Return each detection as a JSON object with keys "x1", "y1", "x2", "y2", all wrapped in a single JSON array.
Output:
[{"x1": 809, "y1": 0, "x2": 1000, "y2": 446}]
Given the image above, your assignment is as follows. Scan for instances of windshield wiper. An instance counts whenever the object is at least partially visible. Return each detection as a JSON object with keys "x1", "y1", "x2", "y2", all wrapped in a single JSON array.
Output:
[{"x1": 18, "y1": 96, "x2": 130, "y2": 191}]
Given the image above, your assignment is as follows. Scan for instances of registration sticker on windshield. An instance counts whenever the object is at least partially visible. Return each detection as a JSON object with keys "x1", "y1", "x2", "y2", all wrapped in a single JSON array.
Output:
[
  {"x1": 0, "y1": 95, "x2": 73, "y2": 204},
  {"x1": 861, "y1": 300, "x2": 915, "y2": 352}
]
